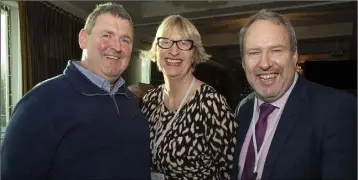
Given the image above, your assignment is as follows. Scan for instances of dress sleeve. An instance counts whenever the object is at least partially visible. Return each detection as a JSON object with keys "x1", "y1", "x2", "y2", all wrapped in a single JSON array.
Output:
[
  {"x1": 203, "y1": 92, "x2": 238, "y2": 179},
  {"x1": 141, "y1": 88, "x2": 157, "y2": 120}
]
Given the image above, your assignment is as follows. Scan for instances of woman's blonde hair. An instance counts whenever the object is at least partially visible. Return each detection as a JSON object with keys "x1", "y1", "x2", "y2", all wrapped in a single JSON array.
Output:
[{"x1": 140, "y1": 14, "x2": 211, "y2": 70}]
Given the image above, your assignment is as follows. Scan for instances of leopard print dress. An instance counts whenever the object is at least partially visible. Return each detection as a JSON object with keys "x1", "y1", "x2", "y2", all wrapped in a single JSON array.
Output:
[{"x1": 141, "y1": 83, "x2": 237, "y2": 180}]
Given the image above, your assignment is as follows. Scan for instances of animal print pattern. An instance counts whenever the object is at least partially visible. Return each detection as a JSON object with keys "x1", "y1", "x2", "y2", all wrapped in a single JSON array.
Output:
[{"x1": 141, "y1": 84, "x2": 237, "y2": 180}]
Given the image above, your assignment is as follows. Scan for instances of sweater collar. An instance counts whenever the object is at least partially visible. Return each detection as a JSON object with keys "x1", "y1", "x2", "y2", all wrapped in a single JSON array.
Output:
[{"x1": 63, "y1": 60, "x2": 130, "y2": 97}]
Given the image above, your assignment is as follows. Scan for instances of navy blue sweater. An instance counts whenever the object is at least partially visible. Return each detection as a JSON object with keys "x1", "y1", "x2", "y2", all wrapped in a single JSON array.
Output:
[{"x1": 1, "y1": 61, "x2": 151, "y2": 180}]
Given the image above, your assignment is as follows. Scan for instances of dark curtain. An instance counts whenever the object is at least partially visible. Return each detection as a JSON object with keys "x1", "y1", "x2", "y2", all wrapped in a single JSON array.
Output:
[
  {"x1": 18, "y1": 1, "x2": 84, "y2": 94},
  {"x1": 350, "y1": 20, "x2": 357, "y2": 60}
]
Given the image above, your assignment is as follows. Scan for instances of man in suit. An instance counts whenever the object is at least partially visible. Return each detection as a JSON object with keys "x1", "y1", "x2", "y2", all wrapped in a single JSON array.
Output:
[{"x1": 231, "y1": 9, "x2": 357, "y2": 180}]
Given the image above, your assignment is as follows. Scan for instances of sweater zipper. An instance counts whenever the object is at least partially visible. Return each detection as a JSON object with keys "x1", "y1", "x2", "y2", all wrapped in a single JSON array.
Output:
[
  {"x1": 111, "y1": 94, "x2": 120, "y2": 115},
  {"x1": 81, "y1": 92, "x2": 128, "y2": 115}
]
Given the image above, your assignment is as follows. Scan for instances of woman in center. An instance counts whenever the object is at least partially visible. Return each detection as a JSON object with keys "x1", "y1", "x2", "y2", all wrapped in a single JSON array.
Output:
[{"x1": 141, "y1": 14, "x2": 237, "y2": 180}]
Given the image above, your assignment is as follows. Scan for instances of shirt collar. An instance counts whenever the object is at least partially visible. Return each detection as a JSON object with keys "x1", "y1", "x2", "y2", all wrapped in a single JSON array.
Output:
[{"x1": 72, "y1": 61, "x2": 125, "y2": 94}]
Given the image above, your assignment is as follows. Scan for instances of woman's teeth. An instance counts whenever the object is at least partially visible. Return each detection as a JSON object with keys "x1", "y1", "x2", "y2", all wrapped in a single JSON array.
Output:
[{"x1": 166, "y1": 59, "x2": 182, "y2": 65}]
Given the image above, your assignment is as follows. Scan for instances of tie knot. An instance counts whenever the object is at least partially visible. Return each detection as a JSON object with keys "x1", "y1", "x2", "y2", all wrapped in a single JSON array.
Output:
[{"x1": 259, "y1": 103, "x2": 276, "y2": 121}]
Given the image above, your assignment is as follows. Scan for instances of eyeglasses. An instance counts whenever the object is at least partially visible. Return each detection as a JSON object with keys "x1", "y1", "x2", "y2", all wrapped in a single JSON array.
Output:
[{"x1": 157, "y1": 37, "x2": 194, "y2": 51}]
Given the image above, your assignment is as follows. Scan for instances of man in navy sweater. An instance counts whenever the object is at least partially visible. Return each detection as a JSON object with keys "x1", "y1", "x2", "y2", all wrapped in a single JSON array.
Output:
[{"x1": 1, "y1": 2, "x2": 150, "y2": 180}]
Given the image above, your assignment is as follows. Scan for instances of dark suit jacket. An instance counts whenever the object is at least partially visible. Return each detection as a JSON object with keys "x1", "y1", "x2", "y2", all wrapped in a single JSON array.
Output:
[{"x1": 231, "y1": 75, "x2": 357, "y2": 180}]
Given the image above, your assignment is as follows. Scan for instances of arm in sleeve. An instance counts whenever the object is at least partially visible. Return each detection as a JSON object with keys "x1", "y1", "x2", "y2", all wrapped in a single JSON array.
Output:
[
  {"x1": 1, "y1": 96, "x2": 59, "y2": 180},
  {"x1": 206, "y1": 92, "x2": 238, "y2": 180},
  {"x1": 321, "y1": 95, "x2": 357, "y2": 180},
  {"x1": 140, "y1": 89, "x2": 155, "y2": 119}
]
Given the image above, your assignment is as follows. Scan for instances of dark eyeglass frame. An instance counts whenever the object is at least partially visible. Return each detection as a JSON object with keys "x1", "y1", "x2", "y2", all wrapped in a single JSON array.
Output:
[{"x1": 157, "y1": 37, "x2": 194, "y2": 51}]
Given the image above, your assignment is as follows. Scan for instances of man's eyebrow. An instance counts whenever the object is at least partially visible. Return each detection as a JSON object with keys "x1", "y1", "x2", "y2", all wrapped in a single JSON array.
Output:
[
  {"x1": 121, "y1": 35, "x2": 132, "y2": 40},
  {"x1": 246, "y1": 47, "x2": 260, "y2": 51},
  {"x1": 246, "y1": 44, "x2": 286, "y2": 51},
  {"x1": 270, "y1": 45, "x2": 285, "y2": 49},
  {"x1": 101, "y1": 30, "x2": 114, "y2": 35},
  {"x1": 100, "y1": 30, "x2": 132, "y2": 40}
]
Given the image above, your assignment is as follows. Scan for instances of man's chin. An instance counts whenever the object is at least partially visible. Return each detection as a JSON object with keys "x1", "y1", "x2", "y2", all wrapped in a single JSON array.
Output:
[
  {"x1": 256, "y1": 90, "x2": 280, "y2": 102},
  {"x1": 103, "y1": 72, "x2": 122, "y2": 81}
]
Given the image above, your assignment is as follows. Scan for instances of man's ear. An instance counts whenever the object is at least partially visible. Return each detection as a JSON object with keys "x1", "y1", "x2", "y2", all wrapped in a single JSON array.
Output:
[
  {"x1": 241, "y1": 58, "x2": 246, "y2": 71},
  {"x1": 79, "y1": 29, "x2": 87, "y2": 50},
  {"x1": 293, "y1": 49, "x2": 298, "y2": 65}
]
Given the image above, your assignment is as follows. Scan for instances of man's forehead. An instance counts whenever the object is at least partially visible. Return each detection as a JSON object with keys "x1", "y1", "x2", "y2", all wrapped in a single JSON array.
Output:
[
  {"x1": 245, "y1": 24, "x2": 289, "y2": 44},
  {"x1": 93, "y1": 18, "x2": 133, "y2": 35}
]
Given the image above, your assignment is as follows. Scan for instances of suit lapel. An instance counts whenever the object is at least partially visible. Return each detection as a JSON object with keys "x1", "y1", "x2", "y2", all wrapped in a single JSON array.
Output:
[
  {"x1": 261, "y1": 75, "x2": 308, "y2": 180},
  {"x1": 231, "y1": 94, "x2": 255, "y2": 180}
]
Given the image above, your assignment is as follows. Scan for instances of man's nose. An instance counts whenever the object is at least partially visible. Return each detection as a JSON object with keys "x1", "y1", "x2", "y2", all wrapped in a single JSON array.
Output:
[
  {"x1": 111, "y1": 39, "x2": 122, "y2": 52},
  {"x1": 258, "y1": 51, "x2": 272, "y2": 70}
]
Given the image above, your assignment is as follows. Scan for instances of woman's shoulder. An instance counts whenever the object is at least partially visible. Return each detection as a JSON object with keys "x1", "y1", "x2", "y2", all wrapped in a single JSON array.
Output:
[
  {"x1": 197, "y1": 83, "x2": 232, "y2": 109},
  {"x1": 198, "y1": 83, "x2": 225, "y2": 99}
]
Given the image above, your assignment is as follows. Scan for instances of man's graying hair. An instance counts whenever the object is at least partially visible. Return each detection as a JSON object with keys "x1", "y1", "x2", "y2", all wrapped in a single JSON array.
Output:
[
  {"x1": 84, "y1": 2, "x2": 133, "y2": 34},
  {"x1": 239, "y1": 9, "x2": 297, "y2": 57}
]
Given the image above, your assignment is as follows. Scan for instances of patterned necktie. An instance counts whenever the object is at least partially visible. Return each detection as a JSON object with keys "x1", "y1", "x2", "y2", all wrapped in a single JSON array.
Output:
[{"x1": 241, "y1": 103, "x2": 276, "y2": 180}]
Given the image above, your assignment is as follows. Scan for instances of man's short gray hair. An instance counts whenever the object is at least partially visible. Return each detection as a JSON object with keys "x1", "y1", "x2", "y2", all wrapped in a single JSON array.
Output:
[
  {"x1": 239, "y1": 9, "x2": 297, "y2": 57},
  {"x1": 84, "y1": 2, "x2": 132, "y2": 34}
]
